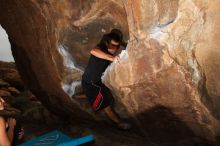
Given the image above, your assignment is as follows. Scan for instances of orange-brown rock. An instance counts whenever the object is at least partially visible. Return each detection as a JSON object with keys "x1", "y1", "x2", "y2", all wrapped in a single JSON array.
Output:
[
  {"x1": 0, "y1": 0, "x2": 220, "y2": 144},
  {"x1": 0, "y1": 61, "x2": 24, "y2": 89},
  {"x1": 0, "y1": 79, "x2": 10, "y2": 88},
  {"x1": 6, "y1": 87, "x2": 21, "y2": 96},
  {"x1": 0, "y1": 90, "x2": 11, "y2": 97}
]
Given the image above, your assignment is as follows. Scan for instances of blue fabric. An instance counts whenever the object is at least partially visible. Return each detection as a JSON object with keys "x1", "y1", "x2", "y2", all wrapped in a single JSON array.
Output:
[
  {"x1": 57, "y1": 135, "x2": 95, "y2": 146},
  {"x1": 19, "y1": 130, "x2": 95, "y2": 146}
]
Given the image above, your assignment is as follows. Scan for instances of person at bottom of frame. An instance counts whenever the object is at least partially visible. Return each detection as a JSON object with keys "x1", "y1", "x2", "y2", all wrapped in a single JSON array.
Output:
[
  {"x1": 0, "y1": 97, "x2": 24, "y2": 146},
  {"x1": 81, "y1": 30, "x2": 131, "y2": 130}
]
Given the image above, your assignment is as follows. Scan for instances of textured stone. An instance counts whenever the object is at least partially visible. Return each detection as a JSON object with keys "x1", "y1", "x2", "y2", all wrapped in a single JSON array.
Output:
[
  {"x1": 103, "y1": 0, "x2": 220, "y2": 142},
  {"x1": 6, "y1": 87, "x2": 21, "y2": 96},
  {"x1": 0, "y1": 79, "x2": 10, "y2": 88},
  {"x1": 0, "y1": 0, "x2": 220, "y2": 143},
  {"x1": 0, "y1": 61, "x2": 24, "y2": 89},
  {"x1": 0, "y1": 89, "x2": 12, "y2": 97}
]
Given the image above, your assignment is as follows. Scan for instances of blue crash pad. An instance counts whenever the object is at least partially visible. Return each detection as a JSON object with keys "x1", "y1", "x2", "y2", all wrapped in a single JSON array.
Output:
[{"x1": 19, "y1": 130, "x2": 95, "y2": 146}]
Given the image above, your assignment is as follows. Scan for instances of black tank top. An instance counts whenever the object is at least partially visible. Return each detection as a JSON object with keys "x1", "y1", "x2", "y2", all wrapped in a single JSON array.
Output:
[{"x1": 82, "y1": 44, "x2": 112, "y2": 83}]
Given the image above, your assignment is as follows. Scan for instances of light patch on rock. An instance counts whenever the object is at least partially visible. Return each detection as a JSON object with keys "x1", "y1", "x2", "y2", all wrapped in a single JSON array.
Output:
[
  {"x1": 58, "y1": 45, "x2": 83, "y2": 72},
  {"x1": 101, "y1": 28, "x2": 106, "y2": 33},
  {"x1": 160, "y1": 0, "x2": 205, "y2": 84},
  {"x1": 62, "y1": 81, "x2": 81, "y2": 97},
  {"x1": 58, "y1": 45, "x2": 83, "y2": 96},
  {"x1": 119, "y1": 49, "x2": 128, "y2": 60},
  {"x1": 187, "y1": 58, "x2": 201, "y2": 84},
  {"x1": 149, "y1": 20, "x2": 174, "y2": 40},
  {"x1": 102, "y1": 46, "x2": 129, "y2": 82}
]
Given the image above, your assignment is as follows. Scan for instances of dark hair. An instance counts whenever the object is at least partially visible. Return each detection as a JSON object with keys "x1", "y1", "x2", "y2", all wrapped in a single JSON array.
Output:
[
  {"x1": 97, "y1": 28, "x2": 127, "y2": 50},
  {"x1": 110, "y1": 29, "x2": 127, "y2": 48},
  {"x1": 106, "y1": 32, "x2": 121, "y2": 44},
  {"x1": 111, "y1": 29, "x2": 123, "y2": 41}
]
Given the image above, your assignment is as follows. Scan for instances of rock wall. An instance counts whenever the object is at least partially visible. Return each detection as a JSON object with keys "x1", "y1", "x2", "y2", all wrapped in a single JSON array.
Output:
[{"x1": 0, "y1": 0, "x2": 220, "y2": 143}]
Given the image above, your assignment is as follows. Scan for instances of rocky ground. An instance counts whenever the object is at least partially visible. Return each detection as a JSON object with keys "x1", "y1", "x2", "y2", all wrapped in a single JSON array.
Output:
[{"x1": 0, "y1": 61, "x2": 215, "y2": 146}]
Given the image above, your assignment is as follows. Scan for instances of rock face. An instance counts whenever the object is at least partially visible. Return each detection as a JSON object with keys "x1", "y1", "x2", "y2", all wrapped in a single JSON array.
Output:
[
  {"x1": 1, "y1": 0, "x2": 220, "y2": 144},
  {"x1": 0, "y1": 61, "x2": 24, "y2": 90}
]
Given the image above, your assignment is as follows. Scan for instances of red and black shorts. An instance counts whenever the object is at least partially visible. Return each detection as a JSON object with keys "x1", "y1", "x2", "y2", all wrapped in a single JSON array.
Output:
[{"x1": 81, "y1": 80, "x2": 114, "y2": 111}]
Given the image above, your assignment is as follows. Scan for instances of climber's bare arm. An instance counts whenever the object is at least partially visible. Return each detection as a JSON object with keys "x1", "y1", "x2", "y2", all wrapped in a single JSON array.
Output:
[{"x1": 90, "y1": 48, "x2": 119, "y2": 62}]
